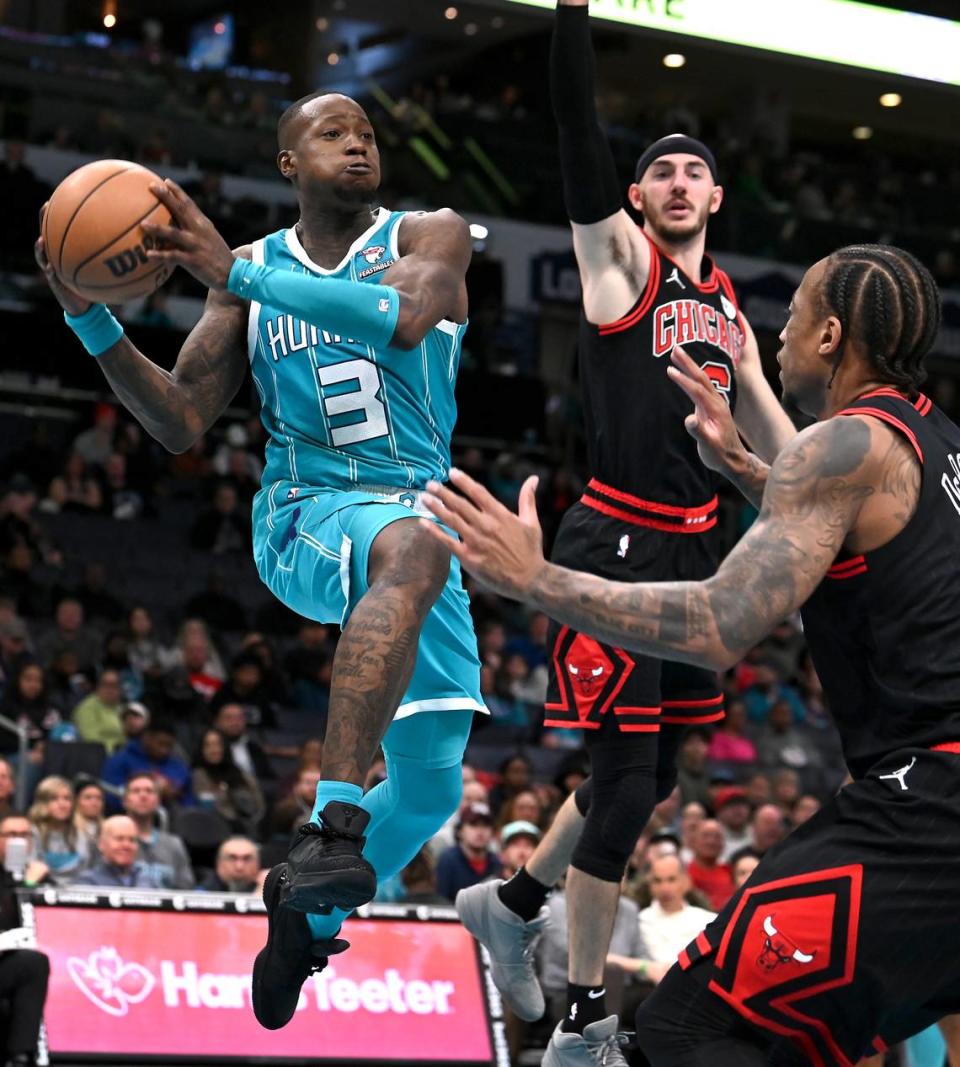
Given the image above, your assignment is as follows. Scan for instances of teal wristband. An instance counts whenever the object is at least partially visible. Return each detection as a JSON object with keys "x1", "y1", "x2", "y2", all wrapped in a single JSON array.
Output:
[{"x1": 64, "y1": 305, "x2": 124, "y2": 357}]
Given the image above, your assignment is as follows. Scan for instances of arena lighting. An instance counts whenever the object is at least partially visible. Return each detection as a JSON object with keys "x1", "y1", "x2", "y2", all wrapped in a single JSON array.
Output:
[
  {"x1": 445, "y1": 6, "x2": 459, "y2": 19},
  {"x1": 879, "y1": 91, "x2": 903, "y2": 106},
  {"x1": 101, "y1": 0, "x2": 117, "y2": 29},
  {"x1": 852, "y1": 125, "x2": 874, "y2": 139},
  {"x1": 315, "y1": 17, "x2": 329, "y2": 30},
  {"x1": 662, "y1": 53, "x2": 686, "y2": 68},
  {"x1": 469, "y1": 223, "x2": 489, "y2": 239},
  {"x1": 327, "y1": 52, "x2": 340, "y2": 65},
  {"x1": 501, "y1": 0, "x2": 960, "y2": 87},
  {"x1": 465, "y1": 21, "x2": 478, "y2": 35}
]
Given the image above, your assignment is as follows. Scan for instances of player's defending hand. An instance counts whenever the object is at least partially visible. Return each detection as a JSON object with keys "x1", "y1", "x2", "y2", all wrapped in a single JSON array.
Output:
[
  {"x1": 34, "y1": 204, "x2": 91, "y2": 316},
  {"x1": 421, "y1": 470, "x2": 545, "y2": 601},
  {"x1": 141, "y1": 179, "x2": 236, "y2": 292},
  {"x1": 668, "y1": 346, "x2": 749, "y2": 477}
]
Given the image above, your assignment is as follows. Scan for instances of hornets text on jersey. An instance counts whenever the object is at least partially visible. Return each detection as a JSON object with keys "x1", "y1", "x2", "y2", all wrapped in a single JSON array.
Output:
[{"x1": 246, "y1": 207, "x2": 466, "y2": 492}]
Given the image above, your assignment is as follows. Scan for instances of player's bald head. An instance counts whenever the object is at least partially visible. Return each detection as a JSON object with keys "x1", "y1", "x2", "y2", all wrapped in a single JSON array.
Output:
[{"x1": 277, "y1": 92, "x2": 369, "y2": 151}]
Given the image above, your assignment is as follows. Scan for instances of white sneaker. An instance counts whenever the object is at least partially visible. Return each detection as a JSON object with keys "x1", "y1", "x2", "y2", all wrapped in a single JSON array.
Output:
[
  {"x1": 543, "y1": 1016, "x2": 628, "y2": 1067},
  {"x1": 456, "y1": 879, "x2": 548, "y2": 1021}
]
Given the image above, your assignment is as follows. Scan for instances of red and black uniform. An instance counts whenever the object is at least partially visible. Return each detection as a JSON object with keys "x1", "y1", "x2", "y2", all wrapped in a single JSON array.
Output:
[
  {"x1": 639, "y1": 391, "x2": 960, "y2": 1067},
  {"x1": 546, "y1": 232, "x2": 745, "y2": 736}
]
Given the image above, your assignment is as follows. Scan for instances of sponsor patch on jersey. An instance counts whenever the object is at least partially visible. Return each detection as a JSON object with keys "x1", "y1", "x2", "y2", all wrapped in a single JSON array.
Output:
[
  {"x1": 357, "y1": 244, "x2": 395, "y2": 279},
  {"x1": 720, "y1": 293, "x2": 738, "y2": 320},
  {"x1": 359, "y1": 245, "x2": 386, "y2": 264}
]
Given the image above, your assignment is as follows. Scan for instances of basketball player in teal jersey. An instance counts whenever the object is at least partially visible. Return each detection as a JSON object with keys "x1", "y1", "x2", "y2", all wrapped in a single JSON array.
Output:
[{"x1": 35, "y1": 92, "x2": 485, "y2": 1030}]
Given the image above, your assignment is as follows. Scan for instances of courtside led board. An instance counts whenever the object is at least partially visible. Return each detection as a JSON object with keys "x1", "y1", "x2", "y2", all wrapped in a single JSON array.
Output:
[{"x1": 501, "y1": 0, "x2": 960, "y2": 87}]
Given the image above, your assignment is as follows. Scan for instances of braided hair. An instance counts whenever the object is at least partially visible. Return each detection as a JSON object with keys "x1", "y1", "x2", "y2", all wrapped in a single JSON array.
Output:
[{"x1": 819, "y1": 244, "x2": 941, "y2": 397}]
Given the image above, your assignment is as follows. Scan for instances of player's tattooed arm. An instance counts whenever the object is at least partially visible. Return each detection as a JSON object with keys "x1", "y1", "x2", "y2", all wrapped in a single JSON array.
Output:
[
  {"x1": 96, "y1": 246, "x2": 252, "y2": 453},
  {"x1": 382, "y1": 209, "x2": 471, "y2": 349},
  {"x1": 421, "y1": 417, "x2": 875, "y2": 671}
]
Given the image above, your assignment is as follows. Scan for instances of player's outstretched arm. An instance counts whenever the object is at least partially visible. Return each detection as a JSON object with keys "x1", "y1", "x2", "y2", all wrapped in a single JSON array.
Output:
[
  {"x1": 553, "y1": 0, "x2": 649, "y2": 323},
  {"x1": 421, "y1": 417, "x2": 877, "y2": 670},
  {"x1": 36, "y1": 225, "x2": 249, "y2": 454}
]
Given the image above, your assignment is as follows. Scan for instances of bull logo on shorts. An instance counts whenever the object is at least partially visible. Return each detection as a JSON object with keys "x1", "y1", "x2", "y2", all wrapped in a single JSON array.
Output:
[
  {"x1": 545, "y1": 628, "x2": 635, "y2": 727},
  {"x1": 757, "y1": 914, "x2": 816, "y2": 972},
  {"x1": 568, "y1": 656, "x2": 606, "y2": 697}
]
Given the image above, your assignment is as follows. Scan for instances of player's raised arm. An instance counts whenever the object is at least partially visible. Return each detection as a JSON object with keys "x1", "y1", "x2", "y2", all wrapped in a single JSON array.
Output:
[
  {"x1": 35, "y1": 224, "x2": 249, "y2": 454},
  {"x1": 553, "y1": 0, "x2": 649, "y2": 322},
  {"x1": 421, "y1": 416, "x2": 880, "y2": 670}
]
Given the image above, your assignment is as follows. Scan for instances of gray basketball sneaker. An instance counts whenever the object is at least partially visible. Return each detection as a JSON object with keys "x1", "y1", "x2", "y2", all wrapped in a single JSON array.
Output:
[
  {"x1": 455, "y1": 879, "x2": 548, "y2": 1021},
  {"x1": 543, "y1": 1016, "x2": 629, "y2": 1067}
]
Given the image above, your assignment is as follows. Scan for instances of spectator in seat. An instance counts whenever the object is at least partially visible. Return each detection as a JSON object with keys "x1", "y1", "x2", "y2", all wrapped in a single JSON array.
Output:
[
  {"x1": 752, "y1": 803, "x2": 787, "y2": 856},
  {"x1": 41, "y1": 452, "x2": 103, "y2": 514},
  {"x1": 436, "y1": 802, "x2": 501, "y2": 903},
  {"x1": 268, "y1": 766, "x2": 321, "y2": 838},
  {"x1": 190, "y1": 483, "x2": 251, "y2": 554},
  {"x1": 99, "y1": 453, "x2": 143, "y2": 521},
  {"x1": 1, "y1": 812, "x2": 51, "y2": 887},
  {"x1": 714, "y1": 786, "x2": 754, "y2": 861},
  {"x1": 162, "y1": 623, "x2": 224, "y2": 702},
  {"x1": 70, "y1": 670, "x2": 127, "y2": 755},
  {"x1": 0, "y1": 814, "x2": 51, "y2": 1067},
  {"x1": 495, "y1": 788, "x2": 545, "y2": 832},
  {"x1": 125, "y1": 606, "x2": 165, "y2": 682},
  {"x1": 686, "y1": 819, "x2": 735, "y2": 911},
  {"x1": 191, "y1": 728, "x2": 264, "y2": 837},
  {"x1": 676, "y1": 727, "x2": 712, "y2": 808},
  {"x1": 399, "y1": 846, "x2": 446, "y2": 905},
  {"x1": 743, "y1": 661, "x2": 806, "y2": 725},
  {"x1": 74, "y1": 562, "x2": 126, "y2": 625},
  {"x1": 0, "y1": 661, "x2": 61, "y2": 759},
  {"x1": 209, "y1": 652, "x2": 276, "y2": 729},
  {"x1": 498, "y1": 819, "x2": 540, "y2": 880},
  {"x1": 103, "y1": 720, "x2": 193, "y2": 808},
  {"x1": 28, "y1": 775, "x2": 93, "y2": 884},
  {"x1": 212, "y1": 702, "x2": 274, "y2": 781},
  {"x1": 487, "y1": 753, "x2": 533, "y2": 816},
  {"x1": 73, "y1": 778, "x2": 105, "y2": 849},
  {"x1": 678, "y1": 801, "x2": 706, "y2": 865},
  {"x1": 0, "y1": 759, "x2": 16, "y2": 822},
  {"x1": 120, "y1": 773, "x2": 194, "y2": 889},
  {"x1": 198, "y1": 836, "x2": 260, "y2": 893},
  {"x1": 792, "y1": 793, "x2": 822, "y2": 827},
  {"x1": 78, "y1": 815, "x2": 160, "y2": 888},
  {"x1": 756, "y1": 699, "x2": 822, "y2": 774},
  {"x1": 745, "y1": 771, "x2": 773, "y2": 809},
  {"x1": 118, "y1": 701, "x2": 150, "y2": 745},
  {"x1": 70, "y1": 402, "x2": 116, "y2": 469},
  {"x1": 771, "y1": 767, "x2": 802, "y2": 818},
  {"x1": 0, "y1": 616, "x2": 32, "y2": 696},
  {"x1": 706, "y1": 698, "x2": 757, "y2": 764},
  {"x1": 730, "y1": 846, "x2": 762, "y2": 889},
  {"x1": 631, "y1": 854, "x2": 716, "y2": 983},
  {"x1": 37, "y1": 598, "x2": 100, "y2": 676}
]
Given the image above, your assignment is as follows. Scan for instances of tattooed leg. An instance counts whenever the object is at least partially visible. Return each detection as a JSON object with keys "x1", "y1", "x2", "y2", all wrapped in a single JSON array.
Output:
[{"x1": 321, "y1": 519, "x2": 450, "y2": 785}]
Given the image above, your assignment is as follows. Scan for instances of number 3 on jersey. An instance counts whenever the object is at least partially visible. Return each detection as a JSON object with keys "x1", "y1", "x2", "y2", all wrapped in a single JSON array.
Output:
[{"x1": 317, "y1": 358, "x2": 389, "y2": 447}]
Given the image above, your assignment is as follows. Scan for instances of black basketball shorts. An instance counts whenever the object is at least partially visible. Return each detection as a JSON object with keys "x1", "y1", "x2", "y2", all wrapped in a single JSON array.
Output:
[{"x1": 543, "y1": 500, "x2": 724, "y2": 735}]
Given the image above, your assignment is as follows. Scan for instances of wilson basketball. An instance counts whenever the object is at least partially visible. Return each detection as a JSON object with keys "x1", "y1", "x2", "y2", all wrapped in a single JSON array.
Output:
[{"x1": 42, "y1": 159, "x2": 174, "y2": 304}]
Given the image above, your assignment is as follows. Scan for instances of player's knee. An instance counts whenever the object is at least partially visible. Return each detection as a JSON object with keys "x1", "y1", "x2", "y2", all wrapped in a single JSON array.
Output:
[
  {"x1": 572, "y1": 765, "x2": 657, "y2": 881},
  {"x1": 368, "y1": 520, "x2": 449, "y2": 613},
  {"x1": 395, "y1": 761, "x2": 463, "y2": 839}
]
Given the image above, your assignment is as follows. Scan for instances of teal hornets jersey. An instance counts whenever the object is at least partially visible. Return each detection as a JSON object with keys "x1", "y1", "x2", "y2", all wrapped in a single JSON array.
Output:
[{"x1": 246, "y1": 208, "x2": 466, "y2": 491}]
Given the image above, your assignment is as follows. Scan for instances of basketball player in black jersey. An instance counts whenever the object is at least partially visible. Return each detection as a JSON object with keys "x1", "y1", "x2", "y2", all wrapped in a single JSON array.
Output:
[
  {"x1": 423, "y1": 242, "x2": 960, "y2": 1066},
  {"x1": 454, "y1": 1, "x2": 793, "y2": 1062}
]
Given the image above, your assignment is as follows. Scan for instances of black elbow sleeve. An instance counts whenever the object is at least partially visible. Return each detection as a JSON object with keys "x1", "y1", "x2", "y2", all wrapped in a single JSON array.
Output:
[{"x1": 550, "y1": 5, "x2": 624, "y2": 225}]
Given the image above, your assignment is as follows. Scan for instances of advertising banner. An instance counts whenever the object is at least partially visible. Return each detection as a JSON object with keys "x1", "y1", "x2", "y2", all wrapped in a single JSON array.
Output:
[{"x1": 27, "y1": 895, "x2": 502, "y2": 1064}]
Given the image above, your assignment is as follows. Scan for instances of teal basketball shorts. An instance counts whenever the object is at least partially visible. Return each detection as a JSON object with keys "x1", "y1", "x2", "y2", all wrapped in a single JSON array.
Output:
[{"x1": 252, "y1": 482, "x2": 484, "y2": 720}]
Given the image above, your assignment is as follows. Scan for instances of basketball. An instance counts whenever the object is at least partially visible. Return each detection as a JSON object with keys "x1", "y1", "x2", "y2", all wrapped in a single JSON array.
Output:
[{"x1": 42, "y1": 159, "x2": 174, "y2": 304}]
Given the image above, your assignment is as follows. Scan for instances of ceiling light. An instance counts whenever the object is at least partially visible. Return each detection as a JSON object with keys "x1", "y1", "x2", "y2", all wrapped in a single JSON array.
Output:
[
  {"x1": 469, "y1": 224, "x2": 489, "y2": 240},
  {"x1": 315, "y1": 17, "x2": 329, "y2": 31},
  {"x1": 464, "y1": 21, "x2": 478, "y2": 35},
  {"x1": 879, "y1": 92, "x2": 902, "y2": 107},
  {"x1": 103, "y1": 13, "x2": 116, "y2": 27},
  {"x1": 852, "y1": 125, "x2": 873, "y2": 140},
  {"x1": 444, "y1": 6, "x2": 458, "y2": 18},
  {"x1": 327, "y1": 52, "x2": 340, "y2": 66},
  {"x1": 662, "y1": 53, "x2": 686, "y2": 69}
]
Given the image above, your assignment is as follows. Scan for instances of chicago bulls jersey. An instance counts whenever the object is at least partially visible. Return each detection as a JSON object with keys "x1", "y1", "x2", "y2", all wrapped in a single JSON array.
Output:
[
  {"x1": 578, "y1": 230, "x2": 744, "y2": 524},
  {"x1": 801, "y1": 389, "x2": 960, "y2": 778}
]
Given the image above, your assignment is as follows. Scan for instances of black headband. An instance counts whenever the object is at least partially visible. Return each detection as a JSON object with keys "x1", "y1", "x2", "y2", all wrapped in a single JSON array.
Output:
[{"x1": 635, "y1": 134, "x2": 718, "y2": 183}]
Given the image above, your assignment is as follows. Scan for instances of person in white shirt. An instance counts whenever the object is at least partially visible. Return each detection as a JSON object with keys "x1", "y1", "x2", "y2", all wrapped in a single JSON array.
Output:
[{"x1": 607, "y1": 854, "x2": 714, "y2": 984}]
